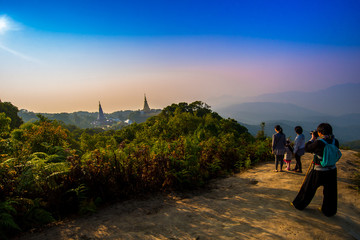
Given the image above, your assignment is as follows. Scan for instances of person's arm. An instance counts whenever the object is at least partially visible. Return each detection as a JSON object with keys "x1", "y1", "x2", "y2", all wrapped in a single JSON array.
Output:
[
  {"x1": 305, "y1": 140, "x2": 324, "y2": 164},
  {"x1": 294, "y1": 136, "x2": 299, "y2": 153},
  {"x1": 300, "y1": 134, "x2": 306, "y2": 149},
  {"x1": 272, "y1": 135, "x2": 276, "y2": 152},
  {"x1": 272, "y1": 134, "x2": 276, "y2": 153},
  {"x1": 305, "y1": 132, "x2": 319, "y2": 153},
  {"x1": 282, "y1": 134, "x2": 287, "y2": 146}
]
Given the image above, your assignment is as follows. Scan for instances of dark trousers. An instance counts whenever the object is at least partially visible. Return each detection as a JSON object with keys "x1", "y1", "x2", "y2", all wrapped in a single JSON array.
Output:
[
  {"x1": 292, "y1": 168, "x2": 337, "y2": 217},
  {"x1": 294, "y1": 153, "x2": 302, "y2": 171},
  {"x1": 275, "y1": 155, "x2": 284, "y2": 170}
]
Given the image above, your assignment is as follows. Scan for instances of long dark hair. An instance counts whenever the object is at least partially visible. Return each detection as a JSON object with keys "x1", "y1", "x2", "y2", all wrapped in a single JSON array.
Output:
[{"x1": 274, "y1": 125, "x2": 283, "y2": 133}]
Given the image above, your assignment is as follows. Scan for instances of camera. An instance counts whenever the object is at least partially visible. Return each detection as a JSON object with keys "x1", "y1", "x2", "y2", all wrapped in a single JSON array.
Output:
[{"x1": 310, "y1": 130, "x2": 318, "y2": 138}]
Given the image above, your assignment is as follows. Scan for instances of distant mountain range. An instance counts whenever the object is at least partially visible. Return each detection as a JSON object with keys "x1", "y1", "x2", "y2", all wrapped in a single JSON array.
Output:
[{"x1": 213, "y1": 83, "x2": 360, "y2": 143}]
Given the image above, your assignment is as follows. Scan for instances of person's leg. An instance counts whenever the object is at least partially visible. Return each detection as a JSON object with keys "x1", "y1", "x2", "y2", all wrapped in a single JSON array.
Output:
[
  {"x1": 295, "y1": 153, "x2": 302, "y2": 172},
  {"x1": 292, "y1": 169, "x2": 320, "y2": 210},
  {"x1": 279, "y1": 155, "x2": 284, "y2": 171},
  {"x1": 293, "y1": 154, "x2": 299, "y2": 171},
  {"x1": 298, "y1": 154, "x2": 302, "y2": 172},
  {"x1": 321, "y1": 169, "x2": 338, "y2": 217},
  {"x1": 274, "y1": 155, "x2": 279, "y2": 171}
]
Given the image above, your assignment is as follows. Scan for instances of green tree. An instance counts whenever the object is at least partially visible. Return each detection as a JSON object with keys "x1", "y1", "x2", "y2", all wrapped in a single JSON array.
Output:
[
  {"x1": 10, "y1": 115, "x2": 70, "y2": 158},
  {"x1": 0, "y1": 101, "x2": 23, "y2": 130},
  {"x1": 256, "y1": 122, "x2": 266, "y2": 140},
  {"x1": 0, "y1": 113, "x2": 11, "y2": 137}
]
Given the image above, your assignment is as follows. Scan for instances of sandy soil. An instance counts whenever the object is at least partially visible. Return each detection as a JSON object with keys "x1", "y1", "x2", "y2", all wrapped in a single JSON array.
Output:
[{"x1": 15, "y1": 150, "x2": 360, "y2": 240}]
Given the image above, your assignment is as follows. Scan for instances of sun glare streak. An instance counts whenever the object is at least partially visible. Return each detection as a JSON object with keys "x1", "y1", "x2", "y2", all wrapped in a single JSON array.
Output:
[
  {"x1": 0, "y1": 15, "x2": 40, "y2": 63},
  {"x1": 0, "y1": 43, "x2": 41, "y2": 64}
]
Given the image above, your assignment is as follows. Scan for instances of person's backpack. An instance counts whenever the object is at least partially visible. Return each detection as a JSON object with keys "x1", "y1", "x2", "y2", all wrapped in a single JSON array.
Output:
[{"x1": 318, "y1": 138, "x2": 342, "y2": 167}]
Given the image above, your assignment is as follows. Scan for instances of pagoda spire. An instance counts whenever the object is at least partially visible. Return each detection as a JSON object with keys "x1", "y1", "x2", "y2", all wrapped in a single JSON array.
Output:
[
  {"x1": 97, "y1": 101, "x2": 106, "y2": 122},
  {"x1": 143, "y1": 94, "x2": 151, "y2": 112}
]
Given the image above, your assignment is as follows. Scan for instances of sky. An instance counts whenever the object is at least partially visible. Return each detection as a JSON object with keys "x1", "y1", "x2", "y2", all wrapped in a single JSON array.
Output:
[{"x1": 1, "y1": 0, "x2": 360, "y2": 113}]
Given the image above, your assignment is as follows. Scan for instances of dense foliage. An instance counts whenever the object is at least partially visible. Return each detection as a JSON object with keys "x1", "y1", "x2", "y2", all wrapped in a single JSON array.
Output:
[{"x1": 0, "y1": 101, "x2": 273, "y2": 239}]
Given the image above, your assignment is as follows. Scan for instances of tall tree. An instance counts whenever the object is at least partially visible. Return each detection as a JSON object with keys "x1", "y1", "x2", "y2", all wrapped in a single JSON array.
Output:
[{"x1": 0, "y1": 101, "x2": 23, "y2": 130}]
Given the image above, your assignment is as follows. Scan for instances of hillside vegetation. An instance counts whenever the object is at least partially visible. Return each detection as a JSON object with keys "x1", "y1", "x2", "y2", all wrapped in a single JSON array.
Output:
[{"x1": 0, "y1": 101, "x2": 272, "y2": 239}]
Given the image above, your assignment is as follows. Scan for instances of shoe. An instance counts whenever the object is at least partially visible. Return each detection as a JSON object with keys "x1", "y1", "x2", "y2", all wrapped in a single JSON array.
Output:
[
  {"x1": 295, "y1": 170, "x2": 303, "y2": 173},
  {"x1": 274, "y1": 170, "x2": 278, "y2": 172},
  {"x1": 279, "y1": 170, "x2": 284, "y2": 172}
]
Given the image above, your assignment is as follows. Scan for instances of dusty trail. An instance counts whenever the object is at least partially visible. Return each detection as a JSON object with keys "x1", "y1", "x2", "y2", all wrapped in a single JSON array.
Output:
[{"x1": 16, "y1": 151, "x2": 360, "y2": 240}]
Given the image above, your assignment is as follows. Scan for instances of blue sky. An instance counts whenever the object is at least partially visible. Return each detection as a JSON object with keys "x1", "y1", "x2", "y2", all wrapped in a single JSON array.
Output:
[
  {"x1": 4, "y1": 0, "x2": 360, "y2": 44},
  {"x1": 1, "y1": 0, "x2": 360, "y2": 112}
]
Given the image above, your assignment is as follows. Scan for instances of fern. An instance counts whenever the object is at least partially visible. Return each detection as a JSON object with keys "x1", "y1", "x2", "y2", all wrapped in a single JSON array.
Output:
[
  {"x1": 18, "y1": 198, "x2": 55, "y2": 227},
  {"x1": 0, "y1": 158, "x2": 18, "y2": 169},
  {"x1": 79, "y1": 199, "x2": 97, "y2": 215},
  {"x1": 0, "y1": 212, "x2": 21, "y2": 231},
  {"x1": 25, "y1": 207, "x2": 54, "y2": 225},
  {"x1": 0, "y1": 201, "x2": 17, "y2": 215},
  {"x1": 0, "y1": 200, "x2": 21, "y2": 238},
  {"x1": 30, "y1": 152, "x2": 48, "y2": 159}
]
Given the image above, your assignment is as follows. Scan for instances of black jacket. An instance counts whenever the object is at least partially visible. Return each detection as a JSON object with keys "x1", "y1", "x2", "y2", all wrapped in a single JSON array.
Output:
[
  {"x1": 272, "y1": 132, "x2": 286, "y2": 155},
  {"x1": 305, "y1": 137, "x2": 340, "y2": 165}
]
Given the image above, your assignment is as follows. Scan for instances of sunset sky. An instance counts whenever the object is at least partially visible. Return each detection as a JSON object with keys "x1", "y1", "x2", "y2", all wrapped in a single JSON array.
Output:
[{"x1": 1, "y1": 0, "x2": 360, "y2": 113}]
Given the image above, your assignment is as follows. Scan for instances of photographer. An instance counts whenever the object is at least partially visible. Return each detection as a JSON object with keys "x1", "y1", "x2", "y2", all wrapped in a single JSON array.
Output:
[{"x1": 292, "y1": 123, "x2": 340, "y2": 217}]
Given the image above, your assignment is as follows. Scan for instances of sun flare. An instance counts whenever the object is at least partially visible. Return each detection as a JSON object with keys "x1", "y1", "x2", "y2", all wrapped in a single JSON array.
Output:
[{"x1": 0, "y1": 15, "x2": 9, "y2": 34}]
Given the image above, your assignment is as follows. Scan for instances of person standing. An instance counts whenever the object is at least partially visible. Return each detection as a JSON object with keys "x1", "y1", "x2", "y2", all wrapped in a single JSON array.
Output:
[
  {"x1": 292, "y1": 123, "x2": 341, "y2": 217},
  {"x1": 272, "y1": 125, "x2": 286, "y2": 172},
  {"x1": 284, "y1": 139, "x2": 293, "y2": 171},
  {"x1": 292, "y1": 126, "x2": 305, "y2": 173}
]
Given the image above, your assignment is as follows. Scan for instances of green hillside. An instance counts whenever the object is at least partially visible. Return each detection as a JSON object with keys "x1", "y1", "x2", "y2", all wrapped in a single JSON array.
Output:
[{"x1": 0, "y1": 101, "x2": 272, "y2": 239}]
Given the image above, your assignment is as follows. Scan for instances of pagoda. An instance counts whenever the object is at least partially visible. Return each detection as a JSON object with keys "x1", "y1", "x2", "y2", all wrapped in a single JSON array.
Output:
[
  {"x1": 97, "y1": 101, "x2": 107, "y2": 124},
  {"x1": 92, "y1": 101, "x2": 113, "y2": 126},
  {"x1": 143, "y1": 94, "x2": 151, "y2": 112}
]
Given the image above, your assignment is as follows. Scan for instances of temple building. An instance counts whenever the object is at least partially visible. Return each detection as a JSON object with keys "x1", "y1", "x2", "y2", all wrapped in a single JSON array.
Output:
[{"x1": 91, "y1": 95, "x2": 158, "y2": 128}]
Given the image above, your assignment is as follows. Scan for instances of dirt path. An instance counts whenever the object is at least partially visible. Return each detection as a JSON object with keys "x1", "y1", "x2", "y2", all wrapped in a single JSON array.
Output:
[{"x1": 16, "y1": 151, "x2": 360, "y2": 240}]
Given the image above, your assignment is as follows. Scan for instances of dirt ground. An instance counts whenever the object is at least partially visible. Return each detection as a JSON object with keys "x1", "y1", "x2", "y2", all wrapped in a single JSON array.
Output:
[{"x1": 16, "y1": 150, "x2": 360, "y2": 240}]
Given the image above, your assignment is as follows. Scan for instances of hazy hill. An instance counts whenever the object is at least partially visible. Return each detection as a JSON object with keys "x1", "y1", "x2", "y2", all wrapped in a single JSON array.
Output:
[
  {"x1": 216, "y1": 101, "x2": 360, "y2": 143},
  {"x1": 217, "y1": 102, "x2": 327, "y2": 124},
  {"x1": 213, "y1": 83, "x2": 360, "y2": 145},
  {"x1": 343, "y1": 139, "x2": 360, "y2": 151},
  {"x1": 242, "y1": 119, "x2": 360, "y2": 144},
  {"x1": 250, "y1": 83, "x2": 360, "y2": 115}
]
